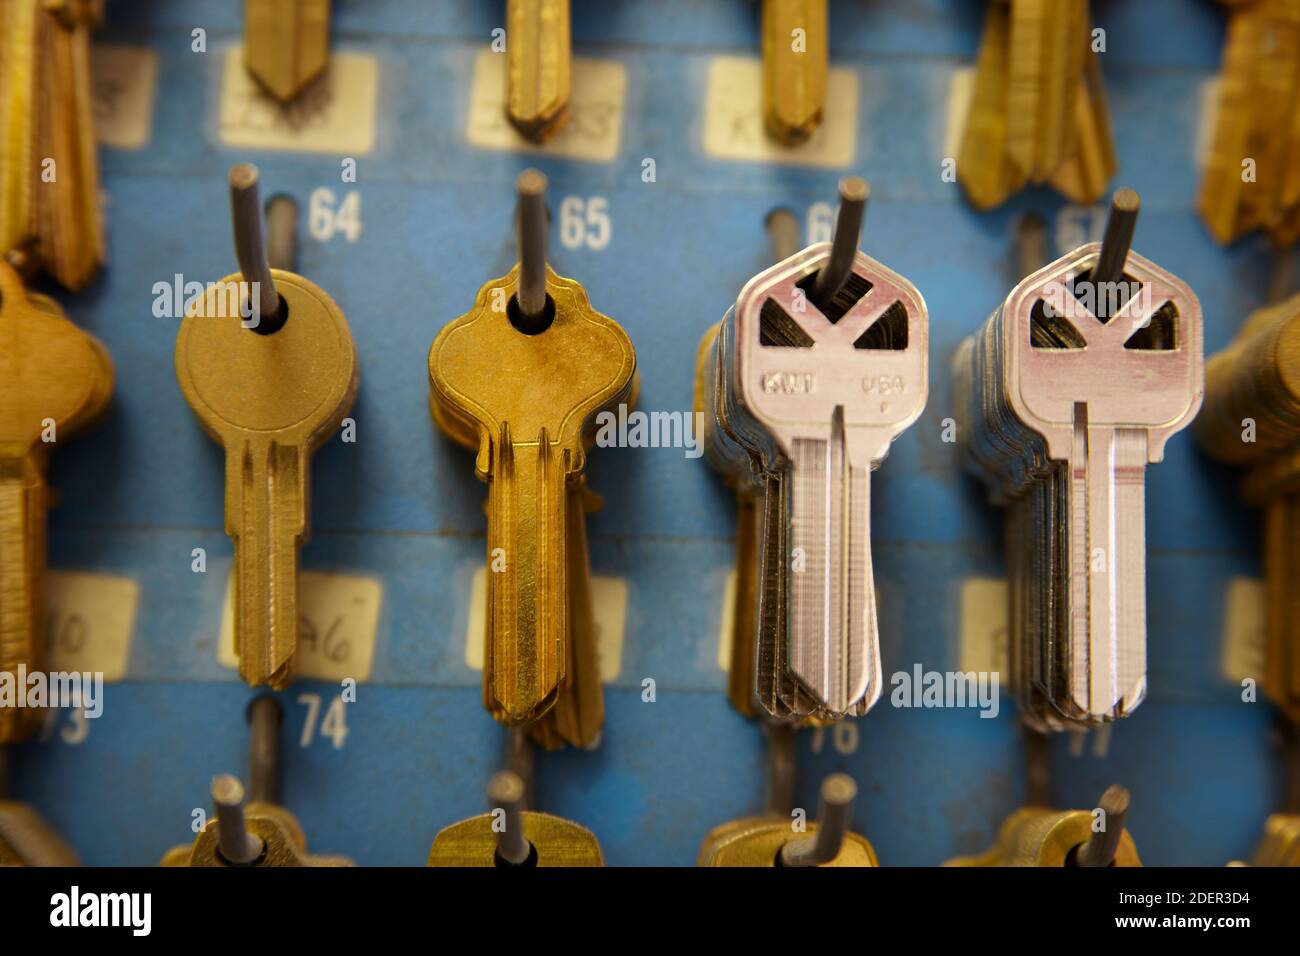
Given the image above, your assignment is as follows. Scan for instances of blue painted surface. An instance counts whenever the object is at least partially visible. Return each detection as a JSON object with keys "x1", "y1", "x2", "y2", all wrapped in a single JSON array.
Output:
[{"x1": 11, "y1": 0, "x2": 1283, "y2": 866}]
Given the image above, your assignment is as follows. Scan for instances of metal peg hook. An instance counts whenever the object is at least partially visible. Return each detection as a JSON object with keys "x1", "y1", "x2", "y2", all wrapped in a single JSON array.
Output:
[
  {"x1": 779, "y1": 772, "x2": 857, "y2": 867},
  {"x1": 515, "y1": 168, "x2": 550, "y2": 331},
  {"x1": 265, "y1": 194, "x2": 299, "y2": 273},
  {"x1": 810, "y1": 176, "x2": 869, "y2": 308},
  {"x1": 488, "y1": 770, "x2": 533, "y2": 866},
  {"x1": 1090, "y1": 188, "x2": 1141, "y2": 289},
  {"x1": 247, "y1": 695, "x2": 282, "y2": 806},
  {"x1": 765, "y1": 207, "x2": 801, "y2": 266},
  {"x1": 1075, "y1": 784, "x2": 1131, "y2": 868},
  {"x1": 211, "y1": 774, "x2": 264, "y2": 865},
  {"x1": 228, "y1": 163, "x2": 283, "y2": 329}
]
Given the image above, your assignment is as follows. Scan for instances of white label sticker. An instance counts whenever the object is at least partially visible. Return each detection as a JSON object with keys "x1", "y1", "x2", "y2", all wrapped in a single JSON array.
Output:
[
  {"x1": 466, "y1": 49, "x2": 626, "y2": 161},
  {"x1": 944, "y1": 66, "x2": 975, "y2": 164},
  {"x1": 959, "y1": 577, "x2": 1009, "y2": 676},
  {"x1": 217, "y1": 571, "x2": 382, "y2": 681},
  {"x1": 218, "y1": 46, "x2": 378, "y2": 154},
  {"x1": 91, "y1": 44, "x2": 159, "y2": 149},
  {"x1": 702, "y1": 55, "x2": 858, "y2": 168},
  {"x1": 45, "y1": 571, "x2": 139, "y2": 681},
  {"x1": 464, "y1": 565, "x2": 626, "y2": 681},
  {"x1": 1222, "y1": 576, "x2": 1266, "y2": 684}
]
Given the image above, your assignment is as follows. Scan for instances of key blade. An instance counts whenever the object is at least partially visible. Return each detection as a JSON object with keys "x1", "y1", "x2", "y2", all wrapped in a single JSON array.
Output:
[
  {"x1": 762, "y1": 0, "x2": 828, "y2": 145},
  {"x1": 482, "y1": 424, "x2": 568, "y2": 725},
  {"x1": 0, "y1": 456, "x2": 48, "y2": 743},
  {"x1": 1060, "y1": 418, "x2": 1149, "y2": 722},
  {"x1": 785, "y1": 409, "x2": 880, "y2": 715},
  {"x1": 226, "y1": 438, "x2": 308, "y2": 688},
  {"x1": 506, "y1": 0, "x2": 571, "y2": 142},
  {"x1": 243, "y1": 0, "x2": 331, "y2": 102}
]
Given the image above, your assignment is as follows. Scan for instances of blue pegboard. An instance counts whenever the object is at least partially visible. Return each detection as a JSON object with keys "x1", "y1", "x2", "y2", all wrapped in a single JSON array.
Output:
[{"x1": 8, "y1": 0, "x2": 1283, "y2": 866}]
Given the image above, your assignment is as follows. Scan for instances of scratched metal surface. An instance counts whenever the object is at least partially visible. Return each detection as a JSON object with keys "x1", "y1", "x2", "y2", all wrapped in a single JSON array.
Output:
[{"x1": 8, "y1": 0, "x2": 1281, "y2": 866}]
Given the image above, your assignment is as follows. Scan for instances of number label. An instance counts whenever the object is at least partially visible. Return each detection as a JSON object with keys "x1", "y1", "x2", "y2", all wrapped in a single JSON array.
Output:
[
  {"x1": 297, "y1": 693, "x2": 350, "y2": 749},
  {"x1": 559, "y1": 196, "x2": 611, "y2": 251},
  {"x1": 309, "y1": 188, "x2": 363, "y2": 243}
]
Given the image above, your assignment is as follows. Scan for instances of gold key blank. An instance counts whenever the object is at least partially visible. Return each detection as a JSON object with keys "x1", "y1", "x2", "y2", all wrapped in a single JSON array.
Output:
[
  {"x1": 175, "y1": 164, "x2": 358, "y2": 689},
  {"x1": 506, "y1": 0, "x2": 571, "y2": 143},
  {"x1": 243, "y1": 0, "x2": 331, "y2": 103}
]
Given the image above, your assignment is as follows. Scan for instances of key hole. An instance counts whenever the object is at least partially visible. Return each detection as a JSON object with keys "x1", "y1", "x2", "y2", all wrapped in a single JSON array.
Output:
[
  {"x1": 248, "y1": 293, "x2": 290, "y2": 336},
  {"x1": 507, "y1": 293, "x2": 556, "y2": 335},
  {"x1": 493, "y1": 841, "x2": 539, "y2": 867}
]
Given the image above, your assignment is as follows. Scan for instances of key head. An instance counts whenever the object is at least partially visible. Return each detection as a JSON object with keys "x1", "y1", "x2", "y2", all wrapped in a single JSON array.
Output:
[
  {"x1": 731, "y1": 242, "x2": 929, "y2": 467},
  {"x1": 944, "y1": 805, "x2": 1141, "y2": 868},
  {"x1": 163, "y1": 802, "x2": 353, "y2": 867},
  {"x1": 428, "y1": 264, "x2": 636, "y2": 478},
  {"x1": 0, "y1": 262, "x2": 113, "y2": 453},
  {"x1": 697, "y1": 816, "x2": 879, "y2": 867},
  {"x1": 175, "y1": 269, "x2": 358, "y2": 452},
  {"x1": 1007, "y1": 242, "x2": 1203, "y2": 463},
  {"x1": 427, "y1": 810, "x2": 604, "y2": 867}
]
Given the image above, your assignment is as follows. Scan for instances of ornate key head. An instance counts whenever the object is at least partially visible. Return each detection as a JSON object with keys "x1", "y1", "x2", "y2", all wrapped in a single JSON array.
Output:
[
  {"x1": 1005, "y1": 242, "x2": 1204, "y2": 464},
  {"x1": 730, "y1": 241, "x2": 928, "y2": 470},
  {"x1": 0, "y1": 261, "x2": 113, "y2": 455},
  {"x1": 427, "y1": 810, "x2": 604, "y2": 867},
  {"x1": 697, "y1": 817, "x2": 878, "y2": 867},
  {"x1": 429, "y1": 263, "x2": 636, "y2": 479}
]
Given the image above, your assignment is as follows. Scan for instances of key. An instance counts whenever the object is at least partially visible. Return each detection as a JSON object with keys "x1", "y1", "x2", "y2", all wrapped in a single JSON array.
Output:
[
  {"x1": 428, "y1": 170, "x2": 635, "y2": 747},
  {"x1": 761, "y1": 0, "x2": 828, "y2": 145},
  {"x1": 957, "y1": 0, "x2": 1115, "y2": 210},
  {"x1": 175, "y1": 164, "x2": 358, "y2": 689},
  {"x1": 1199, "y1": 0, "x2": 1300, "y2": 244},
  {"x1": 1195, "y1": 266, "x2": 1300, "y2": 722},
  {"x1": 957, "y1": 190, "x2": 1203, "y2": 728},
  {"x1": 946, "y1": 784, "x2": 1141, "y2": 867},
  {"x1": 243, "y1": 0, "x2": 331, "y2": 103},
  {"x1": 163, "y1": 698, "x2": 353, "y2": 866},
  {"x1": 505, "y1": 0, "x2": 571, "y2": 143},
  {"x1": 0, "y1": 0, "x2": 105, "y2": 290},
  {"x1": 1004, "y1": 0, "x2": 1084, "y2": 183},
  {"x1": 699, "y1": 773, "x2": 877, "y2": 867},
  {"x1": 720, "y1": 178, "x2": 928, "y2": 719},
  {"x1": 429, "y1": 770, "x2": 603, "y2": 866},
  {"x1": 0, "y1": 259, "x2": 112, "y2": 744},
  {"x1": 0, "y1": 747, "x2": 80, "y2": 865}
]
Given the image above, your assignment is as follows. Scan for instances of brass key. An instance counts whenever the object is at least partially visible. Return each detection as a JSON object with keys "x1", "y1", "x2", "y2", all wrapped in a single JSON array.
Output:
[
  {"x1": 243, "y1": 0, "x2": 331, "y2": 103},
  {"x1": 761, "y1": 0, "x2": 828, "y2": 145},
  {"x1": 957, "y1": 0, "x2": 1115, "y2": 210},
  {"x1": 1, "y1": 0, "x2": 105, "y2": 290},
  {"x1": 506, "y1": 0, "x2": 571, "y2": 142},
  {"x1": 429, "y1": 770, "x2": 603, "y2": 867},
  {"x1": 163, "y1": 697, "x2": 353, "y2": 866},
  {"x1": 175, "y1": 164, "x2": 357, "y2": 689},
  {"x1": 429, "y1": 170, "x2": 635, "y2": 747},
  {"x1": 0, "y1": 259, "x2": 112, "y2": 744}
]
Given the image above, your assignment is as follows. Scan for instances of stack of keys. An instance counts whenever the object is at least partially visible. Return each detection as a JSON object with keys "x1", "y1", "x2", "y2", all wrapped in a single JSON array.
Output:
[
  {"x1": 0, "y1": 0, "x2": 105, "y2": 290},
  {"x1": 760, "y1": 0, "x2": 828, "y2": 146},
  {"x1": 175, "y1": 164, "x2": 358, "y2": 689},
  {"x1": 505, "y1": 0, "x2": 571, "y2": 143},
  {"x1": 957, "y1": 0, "x2": 1116, "y2": 211},
  {"x1": 243, "y1": 0, "x2": 331, "y2": 103},
  {"x1": 0, "y1": 258, "x2": 113, "y2": 744},
  {"x1": 955, "y1": 189, "x2": 1204, "y2": 730},
  {"x1": 1199, "y1": 0, "x2": 1300, "y2": 245},
  {"x1": 429, "y1": 170, "x2": 637, "y2": 749},
  {"x1": 697, "y1": 178, "x2": 929, "y2": 721},
  {"x1": 1195, "y1": 286, "x2": 1300, "y2": 723}
]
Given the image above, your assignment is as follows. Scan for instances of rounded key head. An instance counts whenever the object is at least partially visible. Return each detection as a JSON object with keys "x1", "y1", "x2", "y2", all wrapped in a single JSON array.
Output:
[
  {"x1": 175, "y1": 270, "x2": 358, "y2": 449},
  {"x1": 0, "y1": 261, "x2": 114, "y2": 449}
]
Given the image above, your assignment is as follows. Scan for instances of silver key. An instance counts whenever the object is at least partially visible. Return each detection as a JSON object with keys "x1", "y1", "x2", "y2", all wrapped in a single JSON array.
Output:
[{"x1": 717, "y1": 179, "x2": 929, "y2": 718}]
